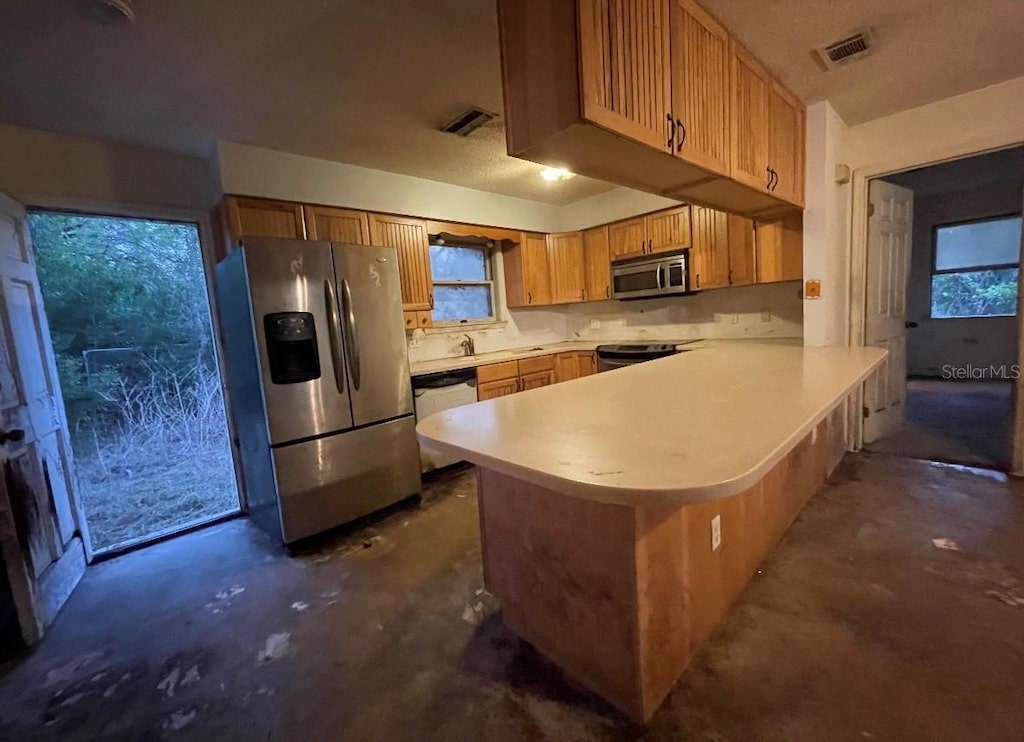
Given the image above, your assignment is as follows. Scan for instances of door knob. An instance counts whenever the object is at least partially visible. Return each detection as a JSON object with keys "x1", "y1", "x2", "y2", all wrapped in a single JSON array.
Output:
[{"x1": 0, "y1": 429, "x2": 25, "y2": 444}]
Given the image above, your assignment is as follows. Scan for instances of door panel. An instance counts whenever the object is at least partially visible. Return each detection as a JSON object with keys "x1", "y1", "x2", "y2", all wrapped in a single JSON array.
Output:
[
  {"x1": 478, "y1": 379, "x2": 519, "y2": 401},
  {"x1": 690, "y1": 206, "x2": 730, "y2": 290},
  {"x1": 332, "y1": 244, "x2": 413, "y2": 426},
  {"x1": 555, "y1": 353, "x2": 579, "y2": 383},
  {"x1": 729, "y1": 42, "x2": 771, "y2": 193},
  {"x1": 863, "y1": 180, "x2": 913, "y2": 443},
  {"x1": 519, "y1": 232, "x2": 553, "y2": 306},
  {"x1": 368, "y1": 214, "x2": 433, "y2": 311},
  {"x1": 304, "y1": 206, "x2": 371, "y2": 244},
  {"x1": 0, "y1": 192, "x2": 86, "y2": 644},
  {"x1": 583, "y1": 226, "x2": 611, "y2": 301},
  {"x1": 520, "y1": 370, "x2": 555, "y2": 391},
  {"x1": 225, "y1": 196, "x2": 306, "y2": 243},
  {"x1": 727, "y1": 214, "x2": 756, "y2": 286},
  {"x1": 609, "y1": 217, "x2": 647, "y2": 260},
  {"x1": 646, "y1": 206, "x2": 692, "y2": 254},
  {"x1": 547, "y1": 232, "x2": 586, "y2": 303},
  {"x1": 239, "y1": 238, "x2": 354, "y2": 444},
  {"x1": 670, "y1": 0, "x2": 730, "y2": 175},
  {"x1": 579, "y1": 0, "x2": 672, "y2": 151},
  {"x1": 768, "y1": 83, "x2": 803, "y2": 206}
]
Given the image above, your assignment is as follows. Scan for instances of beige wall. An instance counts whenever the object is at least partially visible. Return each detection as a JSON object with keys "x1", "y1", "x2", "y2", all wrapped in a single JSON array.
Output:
[{"x1": 0, "y1": 124, "x2": 218, "y2": 212}]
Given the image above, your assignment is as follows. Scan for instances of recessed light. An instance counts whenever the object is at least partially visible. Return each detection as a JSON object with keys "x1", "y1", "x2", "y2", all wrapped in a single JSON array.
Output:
[{"x1": 540, "y1": 167, "x2": 574, "y2": 182}]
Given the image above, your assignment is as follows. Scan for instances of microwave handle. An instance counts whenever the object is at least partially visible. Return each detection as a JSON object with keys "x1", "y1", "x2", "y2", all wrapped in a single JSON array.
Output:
[{"x1": 656, "y1": 263, "x2": 664, "y2": 290}]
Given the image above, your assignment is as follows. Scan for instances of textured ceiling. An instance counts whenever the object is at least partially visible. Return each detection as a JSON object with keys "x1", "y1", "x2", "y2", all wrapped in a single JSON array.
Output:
[
  {"x1": 0, "y1": 1, "x2": 1022, "y2": 208},
  {"x1": 701, "y1": 0, "x2": 1024, "y2": 124},
  {"x1": 0, "y1": 0, "x2": 613, "y2": 206}
]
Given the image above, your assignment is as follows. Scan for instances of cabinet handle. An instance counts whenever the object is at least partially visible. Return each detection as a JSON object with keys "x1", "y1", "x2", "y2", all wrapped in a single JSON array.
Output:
[
  {"x1": 772, "y1": 169, "x2": 779, "y2": 191},
  {"x1": 580, "y1": 288, "x2": 585, "y2": 301},
  {"x1": 766, "y1": 167, "x2": 773, "y2": 190},
  {"x1": 665, "y1": 113, "x2": 676, "y2": 152},
  {"x1": 429, "y1": 293, "x2": 434, "y2": 308},
  {"x1": 729, "y1": 269, "x2": 733, "y2": 285},
  {"x1": 676, "y1": 121, "x2": 687, "y2": 152},
  {"x1": 605, "y1": 285, "x2": 610, "y2": 299},
  {"x1": 527, "y1": 291, "x2": 532, "y2": 304},
  {"x1": 696, "y1": 274, "x2": 701, "y2": 290}
]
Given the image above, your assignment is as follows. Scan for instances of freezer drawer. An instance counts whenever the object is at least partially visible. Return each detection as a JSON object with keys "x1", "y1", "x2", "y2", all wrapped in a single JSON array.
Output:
[{"x1": 271, "y1": 415, "x2": 420, "y2": 543}]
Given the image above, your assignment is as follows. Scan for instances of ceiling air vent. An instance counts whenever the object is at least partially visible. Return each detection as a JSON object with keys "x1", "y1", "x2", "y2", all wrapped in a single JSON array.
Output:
[
  {"x1": 815, "y1": 29, "x2": 874, "y2": 70},
  {"x1": 441, "y1": 108, "x2": 497, "y2": 137}
]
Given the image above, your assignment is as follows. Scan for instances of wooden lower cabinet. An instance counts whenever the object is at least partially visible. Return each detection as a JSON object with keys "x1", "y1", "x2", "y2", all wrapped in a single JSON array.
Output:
[
  {"x1": 554, "y1": 352, "x2": 579, "y2": 383},
  {"x1": 520, "y1": 370, "x2": 555, "y2": 390},
  {"x1": 478, "y1": 378, "x2": 520, "y2": 400},
  {"x1": 576, "y1": 351, "x2": 597, "y2": 377}
]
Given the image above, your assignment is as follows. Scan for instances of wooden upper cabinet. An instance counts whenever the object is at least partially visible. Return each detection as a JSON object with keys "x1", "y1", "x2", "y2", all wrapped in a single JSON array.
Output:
[
  {"x1": 547, "y1": 231, "x2": 586, "y2": 304},
  {"x1": 729, "y1": 41, "x2": 772, "y2": 194},
  {"x1": 578, "y1": 0, "x2": 672, "y2": 152},
  {"x1": 756, "y1": 214, "x2": 803, "y2": 283},
  {"x1": 303, "y1": 205, "x2": 371, "y2": 244},
  {"x1": 690, "y1": 205, "x2": 730, "y2": 291},
  {"x1": 609, "y1": 217, "x2": 647, "y2": 260},
  {"x1": 368, "y1": 213, "x2": 433, "y2": 311},
  {"x1": 768, "y1": 82, "x2": 805, "y2": 207},
  {"x1": 583, "y1": 226, "x2": 611, "y2": 302},
  {"x1": 646, "y1": 206, "x2": 692, "y2": 254},
  {"x1": 224, "y1": 196, "x2": 306, "y2": 244},
  {"x1": 669, "y1": 0, "x2": 731, "y2": 176},
  {"x1": 504, "y1": 232, "x2": 552, "y2": 307},
  {"x1": 726, "y1": 214, "x2": 756, "y2": 287}
]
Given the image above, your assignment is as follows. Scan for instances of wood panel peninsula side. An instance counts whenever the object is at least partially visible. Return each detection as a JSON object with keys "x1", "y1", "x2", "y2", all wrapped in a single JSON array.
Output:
[{"x1": 416, "y1": 344, "x2": 886, "y2": 722}]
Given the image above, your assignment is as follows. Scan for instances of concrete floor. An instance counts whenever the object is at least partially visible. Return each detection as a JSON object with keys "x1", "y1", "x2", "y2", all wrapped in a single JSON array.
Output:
[
  {"x1": 867, "y1": 380, "x2": 1012, "y2": 469},
  {"x1": 1, "y1": 455, "x2": 1023, "y2": 740}
]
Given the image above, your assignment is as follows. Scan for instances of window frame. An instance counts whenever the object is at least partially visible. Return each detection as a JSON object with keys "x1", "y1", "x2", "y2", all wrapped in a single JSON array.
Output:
[
  {"x1": 928, "y1": 212, "x2": 1022, "y2": 320},
  {"x1": 427, "y1": 241, "x2": 499, "y2": 327}
]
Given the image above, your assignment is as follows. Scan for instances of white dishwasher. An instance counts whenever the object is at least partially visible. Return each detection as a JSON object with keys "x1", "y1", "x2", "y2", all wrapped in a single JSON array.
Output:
[{"x1": 412, "y1": 368, "x2": 478, "y2": 473}]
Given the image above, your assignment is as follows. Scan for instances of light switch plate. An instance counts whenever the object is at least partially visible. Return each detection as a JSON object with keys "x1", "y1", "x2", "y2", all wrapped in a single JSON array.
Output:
[{"x1": 711, "y1": 515, "x2": 722, "y2": 552}]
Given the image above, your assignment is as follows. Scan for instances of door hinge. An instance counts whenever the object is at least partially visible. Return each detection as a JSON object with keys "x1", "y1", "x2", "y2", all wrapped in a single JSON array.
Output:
[{"x1": 862, "y1": 406, "x2": 870, "y2": 419}]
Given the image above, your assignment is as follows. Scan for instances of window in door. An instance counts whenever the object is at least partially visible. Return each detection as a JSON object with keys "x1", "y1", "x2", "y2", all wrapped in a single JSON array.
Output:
[
  {"x1": 428, "y1": 242, "x2": 496, "y2": 323},
  {"x1": 930, "y1": 215, "x2": 1022, "y2": 318},
  {"x1": 28, "y1": 211, "x2": 240, "y2": 553}
]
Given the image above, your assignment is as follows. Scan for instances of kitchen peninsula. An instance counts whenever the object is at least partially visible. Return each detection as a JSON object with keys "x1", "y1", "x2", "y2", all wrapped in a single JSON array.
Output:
[{"x1": 417, "y1": 343, "x2": 886, "y2": 722}]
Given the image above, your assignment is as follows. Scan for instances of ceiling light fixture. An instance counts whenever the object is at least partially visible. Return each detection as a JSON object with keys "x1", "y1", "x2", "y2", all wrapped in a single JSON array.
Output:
[{"x1": 540, "y1": 167, "x2": 574, "y2": 182}]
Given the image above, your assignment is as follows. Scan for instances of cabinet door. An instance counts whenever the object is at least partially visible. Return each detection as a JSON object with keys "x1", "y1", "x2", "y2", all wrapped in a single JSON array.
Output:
[
  {"x1": 503, "y1": 232, "x2": 553, "y2": 307},
  {"x1": 554, "y1": 352, "x2": 580, "y2": 384},
  {"x1": 646, "y1": 205, "x2": 692, "y2": 254},
  {"x1": 224, "y1": 196, "x2": 305, "y2": 244},
  {"x1": 368, "y1": 213, "x2": 433, "y2": 311},
  {"x1": 583, "y1": 226, "x2": 611, "y2": 301},
  {"x1": 755, "y1": 214, "x2": 803, "y2": 283},
  {"x1": 478, "y1": 378, "x2": 520, "y2": 401},
  {"x1": 768, "y1": 82, "x2": 804, "y2": 206},
  {"x1": 609, "y1": 217, "x2": 647, "y2": 260},
  {"x1": 576, "y1": 351, "x2": 598, "y2": 377},
  {"x1": 578, "y1": 0, "x2": 672, "y2": 152},
  {"x1": 726, "y1": 214, "x2": 756, "y2": 287},
  {"x1": 303, "y1": 205, "x2": 371, "y2": 244},
  {"x1": 690, "y1": 206, "x2": 730, "y2": 290},
  {"x1": 669, "y1": 0, "x2": 730, "y2": 176},
  {"x1": 729, "y1": 42, "x2": 771, "y2": 194},
  {"x1": 520, "y1": 369, "x2": 555, "y2": 391},
  {"x1": 547, "y1": 232, "x2": 587, "y2": 303}
]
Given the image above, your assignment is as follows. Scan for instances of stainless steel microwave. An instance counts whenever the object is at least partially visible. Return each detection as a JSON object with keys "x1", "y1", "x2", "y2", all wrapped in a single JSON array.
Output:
[{"x1": 611, "y1": 249, "x2": 690, "y2": 300}]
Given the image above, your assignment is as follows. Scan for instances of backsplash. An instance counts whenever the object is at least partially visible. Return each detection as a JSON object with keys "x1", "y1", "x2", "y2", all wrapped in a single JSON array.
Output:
[{"x1": 407, "y1": 281, "x2": 802, "y2": 364}]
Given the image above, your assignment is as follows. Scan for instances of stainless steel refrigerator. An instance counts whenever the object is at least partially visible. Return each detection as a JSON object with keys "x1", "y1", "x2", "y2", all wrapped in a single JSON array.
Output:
[{"x1": 215, "y1": 237, "x2": 420, "y2": 545}]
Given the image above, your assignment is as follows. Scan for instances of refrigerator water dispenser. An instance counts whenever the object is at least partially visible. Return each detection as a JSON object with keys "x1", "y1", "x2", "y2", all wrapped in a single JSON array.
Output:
[{"x1": 263, "y1": 311, "x2": 320, "y2": 384}]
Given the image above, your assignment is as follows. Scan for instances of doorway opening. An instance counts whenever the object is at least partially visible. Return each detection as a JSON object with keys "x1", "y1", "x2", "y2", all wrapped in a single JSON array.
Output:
[
  {"x1": 862, "y1": 147, "x2": 1024, "y2": 470},
  {"x1": 28, "y1": 211, "x2": 240, "y2": 553}
]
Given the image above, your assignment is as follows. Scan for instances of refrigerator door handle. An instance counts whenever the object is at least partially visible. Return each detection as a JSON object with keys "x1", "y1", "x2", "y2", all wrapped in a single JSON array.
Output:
[
  {"x1": 324, "y1": 279, "x2": 346, "y2": 395},
  {"x1": 341, "y1": 278, "x2": 361, "y2": 391}
]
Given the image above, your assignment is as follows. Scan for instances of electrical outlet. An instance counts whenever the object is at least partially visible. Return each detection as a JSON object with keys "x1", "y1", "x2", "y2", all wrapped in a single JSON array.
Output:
[
  {"x1": 589, "y1": 319, "x2": 601, "y2": 330},
  {"x1": 760, "y1": 310, "x2": 772, "y2": 323},
  {"x1": 730, "y1": 313, "x2": 739, "y2": 324},
  {"x1": 711, "y1": 515, "x2": 722, "y2": 552}
]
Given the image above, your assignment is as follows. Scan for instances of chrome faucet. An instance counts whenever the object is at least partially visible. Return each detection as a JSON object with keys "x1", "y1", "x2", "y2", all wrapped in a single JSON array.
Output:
[{"x1": 460, "y1": 334, "x2": 475, "y2": 356}]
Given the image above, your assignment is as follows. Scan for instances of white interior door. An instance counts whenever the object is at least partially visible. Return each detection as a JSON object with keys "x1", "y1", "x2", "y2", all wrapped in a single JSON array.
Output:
[
  {"x1": 863, "y1": 179, "x2": 914, "y2": 444},
  {"x1": 0, "y1": 192, "x2": 87, "y2": 644}
]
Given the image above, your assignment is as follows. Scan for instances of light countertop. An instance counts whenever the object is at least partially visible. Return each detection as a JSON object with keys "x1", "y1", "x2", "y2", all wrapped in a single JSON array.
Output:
[
  {"x1": 408, "y1": 336, "x2": 802, "y2": 376},
  {"x1": 415, "y1": 343, "x2": 885, "y2": 505}
]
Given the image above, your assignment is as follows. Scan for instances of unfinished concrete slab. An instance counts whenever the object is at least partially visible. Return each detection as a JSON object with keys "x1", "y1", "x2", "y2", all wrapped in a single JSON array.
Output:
[{"x1": 0, "y1": 455, "x2": 1022, "y2": 740}]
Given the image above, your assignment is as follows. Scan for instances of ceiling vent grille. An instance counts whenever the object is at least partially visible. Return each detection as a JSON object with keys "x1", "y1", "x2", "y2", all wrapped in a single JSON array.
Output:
[
  {"x1": 441, "y1": 108, "x2": 497, "y2": 137},
  {"x1": 816, "y1": 29, "x2": 874, "y2": 70}
]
